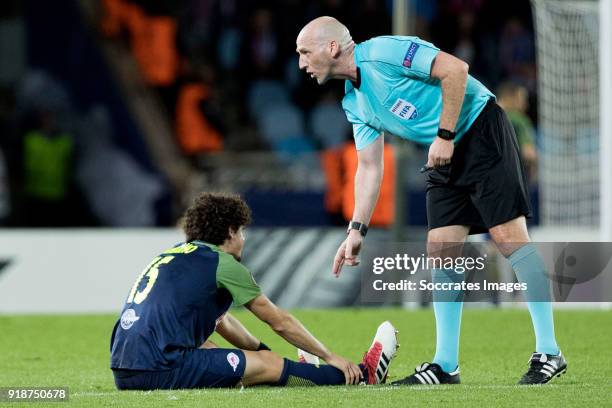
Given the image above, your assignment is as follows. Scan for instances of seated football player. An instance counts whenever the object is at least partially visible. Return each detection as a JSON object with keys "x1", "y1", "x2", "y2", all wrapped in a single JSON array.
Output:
[{"x1": 110, "y1": 192, "x2": 398, "y2": 390}]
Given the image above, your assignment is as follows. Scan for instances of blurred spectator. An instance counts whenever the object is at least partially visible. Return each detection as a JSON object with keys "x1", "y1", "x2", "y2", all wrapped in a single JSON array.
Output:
[
  {"x1": 497, "y1": 81, "x2": 538, "y2": 182},
  {"x1": 101, "y1": 0, "x2": 180, "y2": 111},
  {"x1": 340, "y1": 143, "x2": 395, "y2": 226},
  {"x1": 16, "y1": 71, "x2": 73, "y2": 118},
  {"x1": 100, "y1": 0, "x2": 124, "y2": 38},
  {"x1": 217, "y1": 25, "x2": 242, "y2": 72},
  {"x1": 76, "y1": 105, "x2": 165, "y2": 226},
  {"x1": 136, "y1": 14, "x2": 179, "y2": 87},
  {"x1": 248, "y1": 8, "x2": 278, "y2": 77},
  {"x1": 21, "y1": 127, "x2": 75, "y2": 225},
  {"x1": 14, "y1": 71, "x2": 84, "y2": 226},
  {"x1": 322, "y1": 141, "x2": 396, "y2": 227},
  {"x1": 413, "y1": 0, "x2": 438, "y2": 39},
  {"x1": 453, "y1": 12, "x2": 476, "y2": 65},
  {"x1": 175, "y1": 65, "x2": 224, "y2": 155},
  {"x1": 209, "y1": 0, "x2": 243, "y2": 73},
  {"x1": 499, "y1": 18, "x2": 536, "y2": 91}
]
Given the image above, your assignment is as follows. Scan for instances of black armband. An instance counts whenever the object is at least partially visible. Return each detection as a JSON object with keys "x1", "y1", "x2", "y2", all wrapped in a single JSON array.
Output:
[{"x1": 257, "y1": 342, "x2": 271, "y2": 351}]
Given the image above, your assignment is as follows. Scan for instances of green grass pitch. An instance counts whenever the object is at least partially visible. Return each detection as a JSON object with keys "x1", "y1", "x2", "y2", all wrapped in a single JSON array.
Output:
[{"x1": 1, "y1": 308, "x2": 611, "y2": 407}]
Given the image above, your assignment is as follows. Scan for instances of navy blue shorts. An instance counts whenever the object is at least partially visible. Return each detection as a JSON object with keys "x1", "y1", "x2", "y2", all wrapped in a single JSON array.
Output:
[{"x1": 113, "y1": 348, "x2": 246, "y2": 390}]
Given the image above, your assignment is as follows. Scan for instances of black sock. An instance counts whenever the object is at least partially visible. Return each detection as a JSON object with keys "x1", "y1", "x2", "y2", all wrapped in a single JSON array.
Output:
[{"x1": 276, "y1": 359, "x2": 367, "y2": 386}]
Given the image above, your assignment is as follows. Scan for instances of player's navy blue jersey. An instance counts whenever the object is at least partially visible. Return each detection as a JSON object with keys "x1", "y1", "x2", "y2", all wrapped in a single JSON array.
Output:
[{"x1": 110, "y1": 241, "x2": 261, "y2": 370}]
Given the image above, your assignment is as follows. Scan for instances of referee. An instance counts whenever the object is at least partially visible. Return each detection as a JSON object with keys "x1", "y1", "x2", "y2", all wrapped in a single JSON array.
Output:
[{"x1": 296, "y1": 16, "x2": 566, "y2": 385}]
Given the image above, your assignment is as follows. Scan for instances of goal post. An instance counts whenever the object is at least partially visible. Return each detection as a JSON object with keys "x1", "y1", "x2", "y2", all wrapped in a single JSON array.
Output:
[
  {"x1": 531, "y1": 0, "x2": 608, "y2": 236},
  {"x1": 532, "y1": 0, "x2": 612, "y2": 309},
  {"x1": 600, "y1": 0, "x2": 612, "y2": 241}
]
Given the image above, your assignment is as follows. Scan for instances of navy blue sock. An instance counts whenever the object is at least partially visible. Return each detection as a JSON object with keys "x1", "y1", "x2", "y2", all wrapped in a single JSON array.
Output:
[{"x1": 276, "y1": 359, "x2": 366, "y2": 386}]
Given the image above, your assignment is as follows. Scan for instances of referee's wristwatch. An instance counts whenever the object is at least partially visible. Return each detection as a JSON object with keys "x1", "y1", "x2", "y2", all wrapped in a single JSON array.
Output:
[
  {"x1": 437, "y1": 128, "x2": 456, "y2": 141},
  {"x1": 347, "y1": 221, "x2": 368, "y2": 237}
]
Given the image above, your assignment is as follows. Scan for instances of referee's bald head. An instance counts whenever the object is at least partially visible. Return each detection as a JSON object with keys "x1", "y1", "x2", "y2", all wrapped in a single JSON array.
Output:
[
  {"x1": 298, "y1": 16, "x2": 353, "y2": 49},
  {"x1": 296, "y1": 16, "x2": 354, "y2": 85}
]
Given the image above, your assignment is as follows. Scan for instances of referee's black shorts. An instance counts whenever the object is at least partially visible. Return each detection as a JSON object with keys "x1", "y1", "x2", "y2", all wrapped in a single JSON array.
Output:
[{"x1": 426, "y1": 98, "x2": 532, "y2": 235}]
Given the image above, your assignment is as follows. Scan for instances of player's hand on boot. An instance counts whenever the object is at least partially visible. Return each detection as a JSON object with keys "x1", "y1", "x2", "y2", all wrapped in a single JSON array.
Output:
[
  {"x1": 332, "y1": 231, "x2": 363, "y2": 277},
  {"x1": 427, "y1": 136, "x2": 454, "y2": 168},
  {"x1": 324, "y1": 353, "x2": 363, "y2": 385}
]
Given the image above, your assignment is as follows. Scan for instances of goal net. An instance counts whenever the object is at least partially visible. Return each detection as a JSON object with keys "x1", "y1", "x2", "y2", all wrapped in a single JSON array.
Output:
[{"x1": 531, "y1": 0, "x2": 600, "y2": 227}]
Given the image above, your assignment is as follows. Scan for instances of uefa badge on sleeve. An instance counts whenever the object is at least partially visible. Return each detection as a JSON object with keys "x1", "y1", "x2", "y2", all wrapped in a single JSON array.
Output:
[{"x1": 402, "y1": 41, "x2": 420, "y2": 67}]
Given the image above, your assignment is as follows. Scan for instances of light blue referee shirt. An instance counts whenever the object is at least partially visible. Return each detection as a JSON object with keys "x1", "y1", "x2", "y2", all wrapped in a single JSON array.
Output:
[{"x1": 342, "y1": 36, "x2": 495, "y2": 150}]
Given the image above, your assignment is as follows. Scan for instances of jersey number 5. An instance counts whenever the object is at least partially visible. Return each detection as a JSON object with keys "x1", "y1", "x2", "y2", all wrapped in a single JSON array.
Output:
[{"x1": 127, "y1": 255, "x2": 174, "y2": 304}]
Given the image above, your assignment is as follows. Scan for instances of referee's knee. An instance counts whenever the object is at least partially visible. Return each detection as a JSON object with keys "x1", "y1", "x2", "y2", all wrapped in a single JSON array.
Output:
[
  {"x1": 427, "y1": 226, "x2": 469, "y2": 257},
  {"x1": 489, "y1": 217, "x2": 530, "y2": 257}
]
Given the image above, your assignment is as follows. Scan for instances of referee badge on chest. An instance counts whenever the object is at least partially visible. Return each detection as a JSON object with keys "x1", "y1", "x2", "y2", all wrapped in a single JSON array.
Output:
[{"x1": 389, "y1": 98, "x2": 418, "y2": 120}]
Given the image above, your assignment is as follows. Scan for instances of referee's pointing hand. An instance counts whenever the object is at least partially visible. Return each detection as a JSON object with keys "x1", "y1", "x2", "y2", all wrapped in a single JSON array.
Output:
[
  {"x1": 332, "y1": 231, "x2": 363, "y2": 277},
  {"x1": 427, "y1": 136, "x2": 455, "y2": 168}
]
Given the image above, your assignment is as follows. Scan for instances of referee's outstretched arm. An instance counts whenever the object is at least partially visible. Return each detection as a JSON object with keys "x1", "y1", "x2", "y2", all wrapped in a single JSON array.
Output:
[{"x1": 332, "y1": 133, "x2": 384, "y2": 277}]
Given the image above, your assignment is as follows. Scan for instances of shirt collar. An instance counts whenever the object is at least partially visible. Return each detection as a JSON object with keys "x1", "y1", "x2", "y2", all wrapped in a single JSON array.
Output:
[{"x1": 192, "y1": 240, "x2": 220, "y2": 250}]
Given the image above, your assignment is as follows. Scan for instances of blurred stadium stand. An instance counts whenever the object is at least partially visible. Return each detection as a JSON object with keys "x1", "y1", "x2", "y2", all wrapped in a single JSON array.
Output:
[{"x1": 0, "y1": 0, "x2": 540, "y2": 228}]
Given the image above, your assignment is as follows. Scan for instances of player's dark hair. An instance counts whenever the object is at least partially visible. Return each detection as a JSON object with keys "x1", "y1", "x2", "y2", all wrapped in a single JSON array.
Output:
[{"x1": 182, "y1": 192, "x2": 252, "y2": 245}]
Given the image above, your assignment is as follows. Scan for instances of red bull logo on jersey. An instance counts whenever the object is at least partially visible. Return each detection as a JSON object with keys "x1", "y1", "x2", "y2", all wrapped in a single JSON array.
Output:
[
  {"x1": 390, "y1": 98, "x2": 418, "y2": 120},
  {"x1": 403, "y1": 42, "x2": 420, "y2": 68}
]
